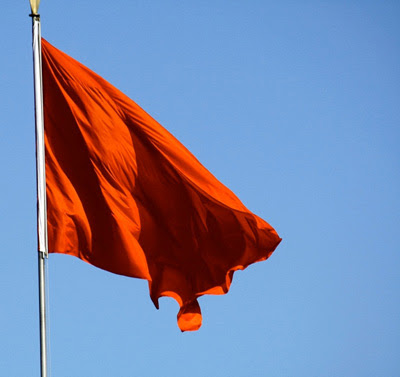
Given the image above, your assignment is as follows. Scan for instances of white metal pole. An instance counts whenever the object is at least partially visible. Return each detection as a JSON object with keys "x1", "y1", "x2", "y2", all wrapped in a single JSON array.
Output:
[{"x1": 30, "y1": 9, "x2": 49, "y2": 377}]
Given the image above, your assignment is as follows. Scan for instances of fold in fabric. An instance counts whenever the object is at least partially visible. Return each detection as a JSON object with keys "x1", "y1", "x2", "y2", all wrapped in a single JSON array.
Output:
[{"x1": 42, "y1": 38, "x2": 281, "y2": 331}]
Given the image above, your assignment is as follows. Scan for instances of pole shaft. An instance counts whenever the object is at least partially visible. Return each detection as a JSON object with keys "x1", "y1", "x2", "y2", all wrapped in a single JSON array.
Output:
[
  {"x1": 31, "y1": 14, "x2": 49, "y2": 377},
  {"x1": 38, "y1": 252, "x2": 48, "y2": 377}
]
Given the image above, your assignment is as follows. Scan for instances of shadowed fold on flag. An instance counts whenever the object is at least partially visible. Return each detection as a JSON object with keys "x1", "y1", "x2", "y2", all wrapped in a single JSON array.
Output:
[{"x1": 41, "y1": 38, "x2": 281, "y2": 331}]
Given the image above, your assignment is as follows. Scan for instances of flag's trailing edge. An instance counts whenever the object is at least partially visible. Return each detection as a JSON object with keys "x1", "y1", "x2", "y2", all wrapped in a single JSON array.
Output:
[{"x1": 42, "y1": 38, "x2": 281, "y2": 331}]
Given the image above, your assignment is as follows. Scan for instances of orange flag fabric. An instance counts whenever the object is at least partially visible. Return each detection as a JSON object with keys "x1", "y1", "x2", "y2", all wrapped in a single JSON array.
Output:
[{"x1": 42, "y1": 38, "x2": 281, "y2": 331}]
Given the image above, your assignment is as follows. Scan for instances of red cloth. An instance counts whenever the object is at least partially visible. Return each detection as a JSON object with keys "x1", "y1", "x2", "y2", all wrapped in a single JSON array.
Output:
[{"x1": 42, "y1": 38, "x2": 281, "y2": 331}]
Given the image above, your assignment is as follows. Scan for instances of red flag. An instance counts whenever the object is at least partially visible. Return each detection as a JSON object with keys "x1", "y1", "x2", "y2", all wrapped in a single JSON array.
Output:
[{"x1": 42, "y1": 38, "x2": 281, "y2": 331}]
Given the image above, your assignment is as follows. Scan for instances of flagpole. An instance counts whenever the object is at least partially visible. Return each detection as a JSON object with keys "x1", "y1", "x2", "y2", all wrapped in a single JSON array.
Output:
[{"x1": 30, "y1": 1, "x2": 49, "y2": 376}]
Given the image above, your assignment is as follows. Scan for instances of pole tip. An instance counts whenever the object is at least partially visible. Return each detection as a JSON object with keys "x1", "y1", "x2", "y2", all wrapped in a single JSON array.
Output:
[{"x1": 29, "y1": 0, "x2": 41, "y2": 15}]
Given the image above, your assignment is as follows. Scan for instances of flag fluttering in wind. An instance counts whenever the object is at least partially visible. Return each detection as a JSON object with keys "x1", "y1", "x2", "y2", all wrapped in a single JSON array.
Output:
[{"x1": 42, "y1": 38, "x2": 281, "y2": 331}]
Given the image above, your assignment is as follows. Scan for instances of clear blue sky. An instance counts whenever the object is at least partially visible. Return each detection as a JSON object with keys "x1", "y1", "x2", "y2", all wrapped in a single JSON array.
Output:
[{"x1": 1, "y1": 1, "x2": 399, "y2": 376}]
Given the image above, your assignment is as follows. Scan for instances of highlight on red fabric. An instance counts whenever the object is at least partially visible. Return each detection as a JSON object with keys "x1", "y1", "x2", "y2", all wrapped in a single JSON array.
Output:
[{"x1": 41, "y1": 38, "x2": 281, "y2": 331}]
